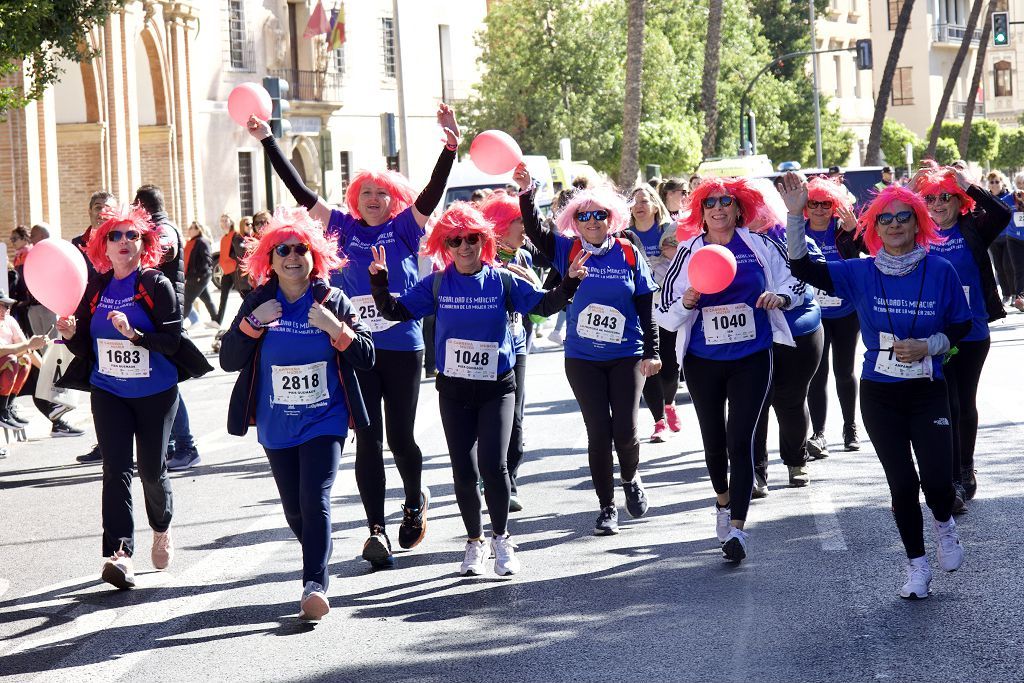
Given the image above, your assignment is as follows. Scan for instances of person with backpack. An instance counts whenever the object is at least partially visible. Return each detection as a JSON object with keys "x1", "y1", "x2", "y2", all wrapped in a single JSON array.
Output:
[
  {"x1": 55, "y1": 204, "x2": 212, "y2": 590},
  {"x1": 370, "y1": 202, "x2": 584, "y2": 577},
  {"x1": 514, "y1": 165, "x2": 661, "y2": 537}
]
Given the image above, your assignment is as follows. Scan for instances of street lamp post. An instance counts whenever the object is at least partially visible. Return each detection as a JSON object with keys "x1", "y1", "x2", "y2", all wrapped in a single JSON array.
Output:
[{"x1": 809, "y1": 0, "x2": 823, "y2": 168}]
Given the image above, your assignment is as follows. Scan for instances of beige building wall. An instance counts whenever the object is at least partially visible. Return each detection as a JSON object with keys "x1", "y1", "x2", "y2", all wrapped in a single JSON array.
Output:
[{"x1": 982, "y1": 0, "x2": 1024, "y2": 127}]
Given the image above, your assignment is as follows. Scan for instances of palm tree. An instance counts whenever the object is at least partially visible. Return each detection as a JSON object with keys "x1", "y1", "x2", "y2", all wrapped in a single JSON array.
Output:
[
  {"x1": 925, "y1": 0, "x2": 985, "y2": 157},
  {"x1": 865, "y1": 0, "x2": 917, "y2": 165},
  {"x1": 701, "y1": 0, "x2": 724, "y2": 159},
  {"x1": 618, "y1": 0, "x2": 646, "y2": 189},
  {"x1": 960, "y1": 0, "x2": 996, "y2": 156}
]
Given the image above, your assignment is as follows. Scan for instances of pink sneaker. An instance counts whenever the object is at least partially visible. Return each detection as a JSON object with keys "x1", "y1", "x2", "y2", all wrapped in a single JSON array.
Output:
[
  {"x1": 664, "y1": 404, "x2": 681, "y2": 432},
  {"x1": 650, "y1": 419, "x2": 668, "y2": 443}
]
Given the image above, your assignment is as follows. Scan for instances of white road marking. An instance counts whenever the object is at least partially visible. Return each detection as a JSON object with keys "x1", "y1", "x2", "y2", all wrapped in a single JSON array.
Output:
[{"x1": 810, "y1": 486, "x2": 848, "y2": 552}]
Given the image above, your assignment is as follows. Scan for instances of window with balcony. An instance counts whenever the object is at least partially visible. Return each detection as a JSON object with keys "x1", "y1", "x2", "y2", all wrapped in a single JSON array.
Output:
[
  {"x1": 225, "y1": 0, "x2": 254, "y2": 71},
  {"x1": 995, "y1": 60, "x2": 1013, "y2": 97},
  {"x1": 238, "y1": 151, "x2": 255, "y2": 217},
  {"x1": 333, "y1": 46, "x2": 345, "y2": 76},
  {"x1": 381, "y1": 17, "x2": 396, "y2": 79},
  {"x1": 888, "y1": 0, "x2": 911, "y2": 29},
  {"x1": 891, "y1": 66, "x2": 914, "y2": 106}
]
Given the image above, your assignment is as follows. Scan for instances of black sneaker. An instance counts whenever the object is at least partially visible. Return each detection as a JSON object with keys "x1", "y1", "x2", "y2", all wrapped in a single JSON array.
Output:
[
  {"x1": 362, "y1": 525, "x2": 395, "y2": 568},
  {"x1": 0, "y1": 410, "x2": 22, "y2": 430},
  {"x1": 962, "y1": 470, "x2": 977, "y2": 500},
  {"x1": 952, "y1": 483, "x2": 968, "y2": 515},
  {"x1": 752, "y1": 472, "x2": 769, "y2": 499},
  {"x1": 7, "y1": 405, "x2": 29, "y2": 425},
  {"x1": 398, "y1": 487, "x2": 430, "y2": 550},
  {"x1": 843, "y1": 424, "x2": 860, "y2": 451},
  {"x1": 51, "y1": 419, "x2": 84, "y2": 437},
  {"x1": 622, "y1": 474, "x2": 649, "y2": 518},
  {"x1": 76, "y1": 444, "x2": 102, "y2": 463},
  {"x1": 166, "y1": 448, "x2": 201, "y2": 471},
  {"x1": 807, "y1": 432, "x2": 830, "y2": 460},
  {"x1": 594, "y1": 506, "x2": 619, "y2": 535}
]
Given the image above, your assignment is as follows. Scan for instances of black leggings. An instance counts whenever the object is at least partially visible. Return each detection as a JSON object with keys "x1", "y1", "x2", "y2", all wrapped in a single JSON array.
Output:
[
  {"x1": 943, "y1": 337, "x2": 990, "y2": 479},
  {"x1": 809, "y1": 311, "x2": 859, "y2": 433},
  {"x1": 265, "y1": 435, "x2": 342, "y2": 589},
  {"x1": 508, "y1": 354, "x2": 527, "y2": 495},
  {"x1": 92, "y1": 385, "x2": 178, "y2": 557},
  {"x1": 684, "y1": 349, "x2": 772, "y2": 522},
  {"x1": 860, "y1": 379, "x2": 955, "y2": 559},
  {"x1": 1007, "y1": 236, "x2": 1024, "y2": 295},
  {"x1": 565, "y1": 356, "x2": 643, "y2": 508},
  {"x1": 755, "y1": 328, "x2": 824, "y2": 475},
  {"x1": 216, "y1": 272, "x2": 235, "y2": 324},
  {"x1": 184, "y1": 277, "x2": 217, "y2": 321},
  {"x1": 439, "y1": 384, "x2": 515, "y2": 538},
  {"x1": 354, "y1": 348, "x2": 424, "y2": 529},
  {"x1": 642, "y1": 326, "x2": 679, "y2": 421},
  {"x1": 989, "y1": 235, "x2": 1015, "y2": 299}
]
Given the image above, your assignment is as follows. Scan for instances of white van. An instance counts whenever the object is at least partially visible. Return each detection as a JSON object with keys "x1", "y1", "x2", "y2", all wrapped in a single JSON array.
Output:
[{"x1": 443, "y1": 155, "x2": 554, "y2": 212}]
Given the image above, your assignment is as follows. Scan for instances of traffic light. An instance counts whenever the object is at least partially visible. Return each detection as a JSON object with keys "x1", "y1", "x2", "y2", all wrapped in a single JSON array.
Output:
[
  {"x1": 855, "y1": 39, "x2": 873, "y2": 70},
  {"x1": 993, "y1": 11, "x2": 1009, "y2": 47},
  {"x1": 262, "y1": 76, "x2": 291, "y2": 138}
]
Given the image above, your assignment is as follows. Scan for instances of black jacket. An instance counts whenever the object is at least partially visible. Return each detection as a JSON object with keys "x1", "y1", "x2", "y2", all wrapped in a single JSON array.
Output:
[
  {"x1": 57, "y1": 268, "x2": 213, "y2": 392},
  {"x1": 219, "y1": 277, "x2": 374, "y2": 437},
  {"x1": 958, "y1": 184, "x2": 1010, "y2": 323},
  {"x1": 186, "y1": 236, "x2": 214, "y2": 281},
  {"x1": 151, "y1": 210, "x2": 185, "y2": 306}
]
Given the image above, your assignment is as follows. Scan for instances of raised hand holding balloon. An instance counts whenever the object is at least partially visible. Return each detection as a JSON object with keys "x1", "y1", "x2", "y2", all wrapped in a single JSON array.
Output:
[{"x1": 227, "y1": 82, "x2": 272, "y2": 127}]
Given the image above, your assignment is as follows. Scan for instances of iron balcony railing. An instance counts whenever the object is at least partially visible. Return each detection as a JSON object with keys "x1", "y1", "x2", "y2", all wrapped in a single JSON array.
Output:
[{"x1": 269, "y1": 69, "x2": 343, "y2": 103}]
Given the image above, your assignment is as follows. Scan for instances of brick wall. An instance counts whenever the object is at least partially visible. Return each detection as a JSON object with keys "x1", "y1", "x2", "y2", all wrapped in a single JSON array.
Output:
[{"x1": 56, "y1": 123, "x2": 105, "y2": 237}]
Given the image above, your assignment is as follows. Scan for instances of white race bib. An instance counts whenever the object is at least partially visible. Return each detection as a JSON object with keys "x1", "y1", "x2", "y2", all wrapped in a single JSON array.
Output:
[
  {"x1": 874, "y1": 332, "x2": 933, "y2": 380},
  {"x1": 271, "y1": 362, "x2": 330, "y2": 406},
  {"x1": 1014, "y1": 211, "x2": 1024, "y2": 228},
  {"x1": 351, "y1": 295, "x2": 398, "y2": 334},
  {"x1": 701, "y1": 304, "x2": 756, "y2": 345},
  {"x1": 576, "y1": 303, "x2": 626, "y2": 344},
  {"x1": 97, "y1": 338, "x2": 150, "y2": 378},
  {"x1": 511, "y1": 312, "x2": 525, "y2": 339},
  {"x1": 444, "y1": 338, "x2": 499, "y2": 381},
  {"x1": 815, "y1": 288, "x2": 843, "y2": 308}
]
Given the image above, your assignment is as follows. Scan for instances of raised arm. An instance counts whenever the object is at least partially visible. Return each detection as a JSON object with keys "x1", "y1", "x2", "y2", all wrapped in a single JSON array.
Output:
[
  {"x1": 367, "y1": 245, "x2": 421, "y2": 322},
  {"x1": 249, "y1": 116, "x2": 332, "y2": 226},
  {"x1": 957, "y1": 168, "x2": 1012, "y2": 246},
  {"x1": 780, "y1": 172, "x2": 837, "y2": 292},
  {"x1": 514, "y1": 163, "x2": 557, "y2": 260},
  {"x1": 410, "y1": 103, "x2": 461, "y2": 228}
]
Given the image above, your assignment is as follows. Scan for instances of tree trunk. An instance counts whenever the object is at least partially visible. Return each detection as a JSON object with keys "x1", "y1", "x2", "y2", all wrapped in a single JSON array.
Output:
[
  {"x1": 960, "y1": 0, "x2": 995, "y2": 157},
  {"x1": 865, "y1": 0, "x2": 917, "y2": 165},
  {"x1": 701, "y1": 0, "x2": 724, "y2": 159},
  {"x1": 618, "y1": 0, "x2": 646, "y2": 189},
  {"x1": 926, "y1": 0, "x2": 985, "y2": 157}
]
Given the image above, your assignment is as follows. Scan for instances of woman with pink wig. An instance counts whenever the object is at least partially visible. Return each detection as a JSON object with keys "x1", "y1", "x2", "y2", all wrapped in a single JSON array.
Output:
[
  {"x1": 56, "y1": 204, "x2": 212, "y2": 590},
  {"x1": 514, "y1": 164, "x2": 661, "y2": 537},
  {"x1": 914, "y1": 167, "x2": 1010, "y2": 508},
  {"x1": 781, "y1": 172, "x2": 971, "y2": 599},
  {"x1": 654, "y1": 176, "x2": 803, "y2": 563},
  {"x1": 219, "y1": 207, "x2": 374, "y2": 620},
  {"x1": 369, "y1": 202, "x2": 585, "y2": 577},
  {"x1": 247, "y1": 104, "x2": 461, "y2": 568}
]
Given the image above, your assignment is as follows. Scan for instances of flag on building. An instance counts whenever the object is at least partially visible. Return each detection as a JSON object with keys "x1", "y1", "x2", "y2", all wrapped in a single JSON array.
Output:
[
  {"x1": 328, "y1": 6, "x2": 346, "y2": 49},
  {"x1": 303, "y1": 1, "x2": 331, "y2": 38}
]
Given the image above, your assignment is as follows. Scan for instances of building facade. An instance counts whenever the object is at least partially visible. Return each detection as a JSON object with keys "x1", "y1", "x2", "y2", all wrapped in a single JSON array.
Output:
[{"x1": 981, "y1": 0, "x2": 1024, "y2": 128}]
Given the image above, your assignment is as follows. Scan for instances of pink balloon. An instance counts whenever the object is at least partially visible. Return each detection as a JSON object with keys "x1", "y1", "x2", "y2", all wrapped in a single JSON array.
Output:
[
  {"x1": 24, "y1": 238, "x2": 89, "y2": 317},
  {"x1": 688, "y1": 244, "x2": 737, "y2": 295},
  {"x1": 470, "y1": 130, "x2": 523, "y2": 175},
  {"x1": 227, "y1": 82, "x2": 272, "y2": 127}
]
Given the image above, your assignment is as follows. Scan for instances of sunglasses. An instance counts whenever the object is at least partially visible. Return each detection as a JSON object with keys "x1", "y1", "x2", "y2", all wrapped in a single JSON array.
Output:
[
  {"x1": 107, "y1": 230, "x2": 141, "y2": 243},
  {"x1": 876, "y1": 210, "x2": 914, "y2": 225},
  {"x1": 924, "y1": 192, "x2": 955, "y2": 204},
  {"x1": 273, "y1": 243, "x2": 310, "y2": 257},
  {"x1": 807, "y1": 200, "x2": 834, "y2": 210},
  {"x1": 446, "y1": 234, "x2": 481, "y2": 249},
  {"x1": 701, "y1": 196, "x2": 735, "y2": 209},
  {"x1": 576, "y1": 210, "x2": 609, "y2": 222}
]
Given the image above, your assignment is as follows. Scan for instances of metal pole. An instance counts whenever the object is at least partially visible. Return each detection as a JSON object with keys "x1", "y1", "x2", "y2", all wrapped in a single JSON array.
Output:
[
  {"x1": 393, "y1": 0, "x2": 410, "y2": 175},
  {"x1": 809, "y1": 0, "x2": 823, "y2": 168}
]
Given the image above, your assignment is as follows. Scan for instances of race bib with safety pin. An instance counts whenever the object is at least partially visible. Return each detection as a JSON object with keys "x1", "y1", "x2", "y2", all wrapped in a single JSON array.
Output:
[
  {"x1": 271, "y1": 362, "x2": 330, "y2": 406},
  {"x1": 701, "y1": 303, "x2": 756, "y2": 345},
  {"x1": 815, "y1": 288, "x2": 843, "y2": 308},
  {"x1": 97, "y1": 338, "x2": 150, "y2": 378},
  {"x1": 875, "y1": 332, "x2": 933, "y2": 380},
  {"x1": 444, "y1": 338, "x2": 498, "y2": 381},
  {"x1": 351, "y1": 295, "x2": 398, "y2": 334},
  {"x1": 576, "y1": 303, "x2": 626, "y2": 344}
]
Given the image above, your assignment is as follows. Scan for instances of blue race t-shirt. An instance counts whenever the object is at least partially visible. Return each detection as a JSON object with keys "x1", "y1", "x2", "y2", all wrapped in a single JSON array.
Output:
[
  {"x1": 255, "y1": 288, "x2": 348, "y2": 449},
  {"x1": 687, "y1": 233, "x2": 773, "y2": 360},
  {"x1": 327, "y1": 206, "x2": 424, "y2": 352},
  {"x1": 806, "y1": 219, "x2": 857, "y2": 319},
  {"x1": 931, "y1": 222, "x2": 989, "y2": 342},
  {"x1": 827, "y1": 254, "x2": 972, "y2": 383},
  {"x1": 396, "y1": 265, "x2": 545, "y2": 379},
  {"x1": 629, "y1": 223, "x2": 665, "y2": 259},
  {"x1": 552, "y1": 235, "x2": 659, "y2": 361},
  {"x1": 90, "y1": 271, "x2": 178, "y2": 399},
  {"x1": 500, "y1": 248, "x2": 534, "y2": 357},
  {"x1": 766, "y1": 225, "x2": 822, "y2": 338},
  {"x1": 998, "y1": 191, "x2": 1020, "y2": 239}
]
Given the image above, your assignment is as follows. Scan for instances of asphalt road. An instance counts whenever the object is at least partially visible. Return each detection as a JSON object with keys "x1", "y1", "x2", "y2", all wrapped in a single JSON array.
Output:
[{"x1": 1, "y1": 298, "x2": 1023, "y2": 682}]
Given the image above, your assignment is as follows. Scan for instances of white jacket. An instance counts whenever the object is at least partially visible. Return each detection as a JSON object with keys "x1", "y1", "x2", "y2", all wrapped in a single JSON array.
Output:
[{"x1": 654, "y1": 228, "x2": 805, "y2": 365}]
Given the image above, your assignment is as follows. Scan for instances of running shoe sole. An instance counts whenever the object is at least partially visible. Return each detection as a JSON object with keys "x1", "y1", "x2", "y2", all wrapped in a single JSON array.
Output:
[
  {"x1": 460, "y1": 566, "x2": 485, "y2": 576},
  {"x1": 399, "y1": 489, "x2": 430, "y2": 550},
  {"x1": 593, "y1": 526, "x2": 620, "y2": 536},
  {"x1": 52, "y1": 429, "x2": 84, "y2": 437},
  {"x1": 722, "y1": 537, "x2": 746, "y2": 563},
  {"x1": 101, "y1": 563, "x2": 135, "y2": 590},
  {"x1": 362, "y1": 537, "x2": 395, "y2": 568},
  {"x1": 899, "y1": 589, "x2": 930, "y2": 600},
  {"x1": 299, "y1": 593, "x2": 330, "y2": 620}
]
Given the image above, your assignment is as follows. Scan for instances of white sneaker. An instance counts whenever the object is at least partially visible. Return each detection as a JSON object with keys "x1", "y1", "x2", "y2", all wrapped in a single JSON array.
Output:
[
  {"x1": 491, "y1": 533, "x2": 521, "y2": 576},
  {"x1": 460, "y1": 539, "x2": 488, "y2": 576},
  {"x1": 298, "y1": 581, "x2": 329, "y2": 620},
  {"x1": 899, "y1": 556, "x2": 933, "y2": 599},
  {"x1": 933, "y1": 517, "x2": 964, "y2": 572},
  {"x1": 101, "y1": 550, "x2": 136, "y2": 589},
  {"x1": 548, "y1": 330, "x2": 564, "y2": 345},
  {"x1": 722, "y1": 527, "x2": 748, "y2": 562},
  {"x1": 151, "y1": 529, "x2": 173, "y2": 570},
  {"x1": 715, "y1": 505, "x2": 731, "y2": 543}
]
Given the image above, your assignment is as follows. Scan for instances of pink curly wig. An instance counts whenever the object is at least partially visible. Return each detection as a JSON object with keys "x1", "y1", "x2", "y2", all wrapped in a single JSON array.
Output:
[
  {"x1": 345, "y1": 170, "x2": 418, "y2": 221},
  {"x1": 805, "y1": 176, "x2": 852, "y2": 218},
  {"x1": 423, "y1": 202, "x2": 498, "y2": 267},
  {"x1": 554, "y1": 185, "x2": 630, "y2": 237},
  {"x1": 241, "y1": 206, "x2": 345, "y2": 285},
  {"x1": 479, "y1": 193, "x2": 522, "y2": 239},
  {"x1": 856, "y1": 185, "x2": 945, "y2": 256},
  {"x1": 916, "y1": 169, "x2": 975, "y2": 215},
  {"x1": 86, "y1": 204, "x2": 163, "y2": 274},
  {"x1": 677, "y1": 177, "x2": 779, "y2": 240}
]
